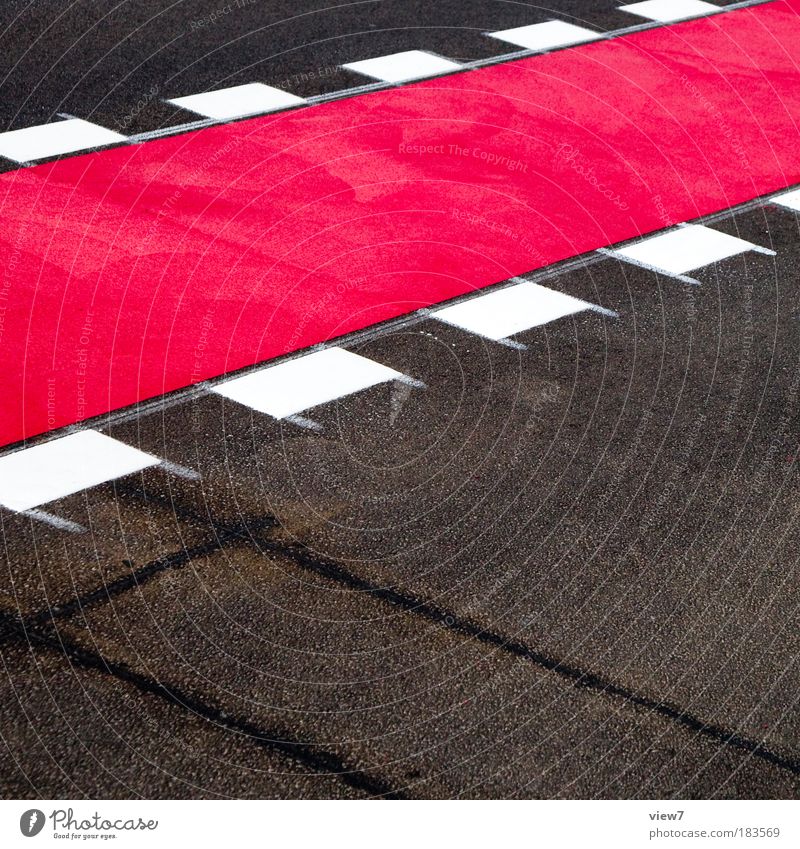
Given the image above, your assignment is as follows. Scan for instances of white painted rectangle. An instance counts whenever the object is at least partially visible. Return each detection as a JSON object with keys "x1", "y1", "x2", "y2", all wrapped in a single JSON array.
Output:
[
  {"x1": 168, "y1": 83, "x2": 305, "y2": 120},
  {"x1": 342, "y1": 51, "x2": 462, "y2": 83},
  {"x1": 612, "y1": 224, "x2": 764, "y2": 275},
  {"x1": 433, "y1": 281, "x2": 591, "y2": 340},
  {"x1": 772, "y1": 188, "x2": 800, "y2": 212},
  {"x1": 488, "y1": 21, "x2": 601, "y2": 51},
  {"x1": 0, "y1": 119, "x2": 126, "y2": 163},
  {"x1": 0, "y1": 430, "x2": 160, "y2": 512},
  {"x1": 212, "y1": 347, "x2": 404, "y2": 419},
  {"x1": 618, "y1": 0, "x2": 721, "y2": 22}
]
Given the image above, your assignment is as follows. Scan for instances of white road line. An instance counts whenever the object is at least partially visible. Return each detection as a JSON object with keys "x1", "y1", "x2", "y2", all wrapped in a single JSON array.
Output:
[
  {"x1": 342, "y1": 51, "x2": 462, "y2": 83},
  {"x1": 0, "y1": 430, "x2": 160, "y2": 512},
  {"x1": 772, "y1": 188, "x2": 800, "y2": 212},
  {"x1": 607, "y1": 224, "x2": 774, "y2": 277},
  {"x1": 487, "y1": 21, "x2": 601, "y2": 51},
  {"x1": 284, "y1": 414, "x2": 324, "y2": 431},
  {"x1": 432, "y1": 281, "x2": 596, "y2": 342},
  {"x1": 167, "y1": 83, "x2": 306, "y2": 120},
  {"x1": 211, "y1": 346, "x2": 408, "y2": 419},
  {"x1": 21, "y1": 509, "x2": 87, "y2": 533},
  {"x1": 619, "y1": 0, "x2": 722, "y2": 22},
  {"x1": 160, "y1": 460, "x2": 202, "y2": 481},
  {"x1": 597, "y1": 247, "x2": 701, "y2": 284},
  {"x1": 0, "y1": 119, "x2": 125, "y2": 163}
]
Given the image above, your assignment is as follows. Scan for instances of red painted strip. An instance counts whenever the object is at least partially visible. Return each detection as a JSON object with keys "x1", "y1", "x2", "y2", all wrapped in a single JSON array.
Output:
[{"x1": 1, "y1": 1, "x2": 799, "y2": 448}]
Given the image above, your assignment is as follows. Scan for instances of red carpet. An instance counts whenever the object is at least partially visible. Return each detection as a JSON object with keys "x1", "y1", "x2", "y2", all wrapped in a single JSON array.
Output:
[{"x1": 1, "y1": 0, "x2": 798, "y2": 447}]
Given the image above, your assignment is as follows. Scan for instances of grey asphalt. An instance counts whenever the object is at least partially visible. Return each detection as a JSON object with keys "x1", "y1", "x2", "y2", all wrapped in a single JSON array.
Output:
[
  {"x1": 0, "y1": 0, "x2": 744, "y2": 135},
  {"x1": 1, "y1": 0, "x2": 799, "y2": 800}
]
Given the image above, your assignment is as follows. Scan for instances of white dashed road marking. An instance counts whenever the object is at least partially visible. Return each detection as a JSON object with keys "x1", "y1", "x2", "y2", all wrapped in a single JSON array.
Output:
[
  {"x1": 619, "y1": 0, "x2": 721, "y2": 23},
  {"x1": 21, "y1": 509, "x2": 88, "y2": 533},
  {"x1": 342, "y1": 51, "x2": 462, "y2": 83},
  {"x1": 772, "y1": 188, "x2": 800, "y2": 212},
  {"x1": 167, "y1": 83, "x2": 306, "y2": 120},
  {"x1": 0, "y1": 430, "x2": 160, "y2": 512},
  {"x1": 608, "y1": 224, "x2": 774, "y2": 277},
  {"x1": 0, "y1": 119, "x2": 125, "y2": 163},
  {"x1": 432, "y1": 281, "x2": 597, "y2": 343},
  {"x1": 487, "y1": 21, "x2": 601, "y2": 51},
  {"x1": 211, "y1": 346, "x2": 409, "y2": 420}
]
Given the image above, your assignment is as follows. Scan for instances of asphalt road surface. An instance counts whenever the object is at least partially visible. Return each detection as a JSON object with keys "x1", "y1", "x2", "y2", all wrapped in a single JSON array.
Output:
[{"x1": 1, "y1": 0, "x2": 799, "y2": 799}]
